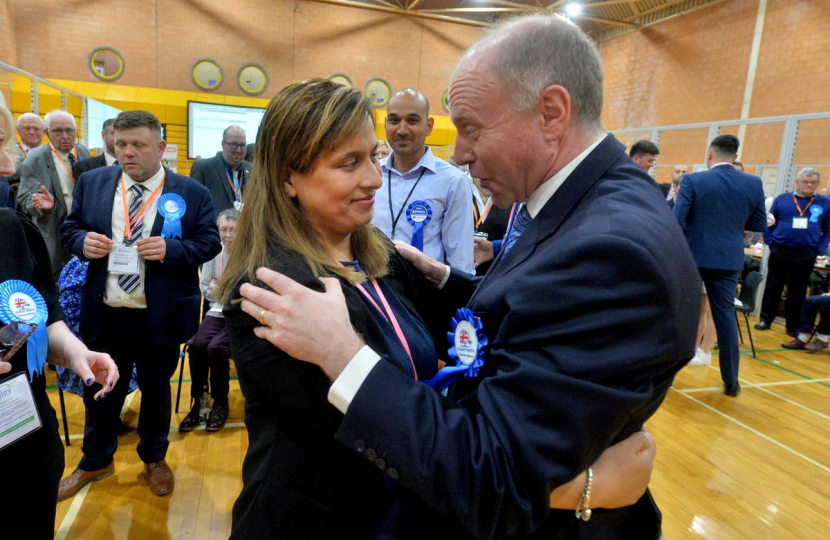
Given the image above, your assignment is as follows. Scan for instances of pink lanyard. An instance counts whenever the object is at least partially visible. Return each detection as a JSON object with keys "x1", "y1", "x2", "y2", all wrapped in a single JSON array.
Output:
[{"x1": 337, "y1": 262, "x2": 418, "y2": 380}]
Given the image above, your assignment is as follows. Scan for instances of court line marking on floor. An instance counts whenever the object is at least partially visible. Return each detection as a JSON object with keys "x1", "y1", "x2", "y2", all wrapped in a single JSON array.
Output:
[
  {"x1": 704, "y1": 348, "x2": 830, "y2": 389},
  {"x1": 671, "y1": 388, "x2": 830, "y2": 474},
  {"x1": 752, "y1": 384, "x2": 830, "y2": 422},
  {"x1": 63, "y1": 421, "x2": 248, "y2": 441},
  {"x1": 55, "y1": 483, "x2": 91, "y2": 540}
]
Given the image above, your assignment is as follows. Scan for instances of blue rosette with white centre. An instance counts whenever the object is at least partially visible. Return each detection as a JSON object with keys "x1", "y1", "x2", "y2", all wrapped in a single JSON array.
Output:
[
  {"x1": 810, "y1": 205, "x2": 823, "y2": 224},
  {"x1": 425, "y1": 307, "x2": 487, "y2": 392},
  {"x1": 158, "y1": 193, "x2": 186, "y2": 239},
  {"x1": 405, "y1": 200, "x2": 432, "y2": 252},
  {"x1": 0, "y1": 280, "x2": 49, "y2": 379}
]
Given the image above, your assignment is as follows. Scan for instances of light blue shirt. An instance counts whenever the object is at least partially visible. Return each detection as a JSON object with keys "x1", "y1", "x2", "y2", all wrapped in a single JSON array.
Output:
[{"x1": 374, "y1": 148, "x2": 475, "y2": 273}]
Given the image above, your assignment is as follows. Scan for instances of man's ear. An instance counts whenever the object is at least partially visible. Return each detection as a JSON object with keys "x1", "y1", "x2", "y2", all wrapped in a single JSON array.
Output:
[
  {"x1": 426, "y1": 117, "x2": 435, "y2": 137},
  {"x1": 537, "y1": 85, "x2": 571, "y2": 142}
]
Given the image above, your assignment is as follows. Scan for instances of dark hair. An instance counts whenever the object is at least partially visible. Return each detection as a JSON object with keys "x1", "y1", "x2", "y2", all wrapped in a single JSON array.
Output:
[
  {"x1": 710, "y1": 134, "x2": 739, "y2": 156},
  {"x1": 113, "y1": 110, "x2": 162, "y2": 139},
  {"x1": 102, "y1": 118, "x2": 116, "y2": 131},
  {"x1": 629, "y1": 140, "x2": 659, "y2": 158},
  {"x1": 733, "y1": 160, "x2": 744, "y2": 171}
]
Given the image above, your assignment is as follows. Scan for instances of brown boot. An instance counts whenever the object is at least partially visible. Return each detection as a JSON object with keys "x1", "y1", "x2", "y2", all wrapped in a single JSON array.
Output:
[
  {"x1": 805, "y1": 339, "x2": 828, "y2": 353},
  {"x1": 57, "y1": 463, "x2": 114, "y2": 501},
  {"x1": 145, "y1": 460, "x2": 175, "y2": 496},
  {"x1": 782, "y1": 338, "x2": 807, "y2": 350}
]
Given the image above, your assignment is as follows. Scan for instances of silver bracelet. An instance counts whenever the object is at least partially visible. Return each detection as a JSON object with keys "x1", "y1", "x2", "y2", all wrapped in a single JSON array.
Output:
[{"x1": 575, "y1": 467, "x2": 593, "y2": 521}]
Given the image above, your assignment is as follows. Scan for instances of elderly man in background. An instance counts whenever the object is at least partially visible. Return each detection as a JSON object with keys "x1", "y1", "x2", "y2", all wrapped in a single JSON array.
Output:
[
  {"x1": 17, "y1": 110, "x2": 90, "y2": 278},
  {"x1": 756, "y1": 168, "x2": 830, "y2": 336}
]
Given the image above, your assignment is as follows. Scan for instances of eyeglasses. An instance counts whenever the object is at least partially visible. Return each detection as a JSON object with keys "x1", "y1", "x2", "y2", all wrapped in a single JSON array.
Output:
[
  {"x1": 223, "y1": 141, "x2": 246, "y2": 150},
  {"x1": 48, "y1": 128, "x2": 77, "y2": 136},
  {"x1": 219, "y1": 227, "x2": 237, "y2": 236}
]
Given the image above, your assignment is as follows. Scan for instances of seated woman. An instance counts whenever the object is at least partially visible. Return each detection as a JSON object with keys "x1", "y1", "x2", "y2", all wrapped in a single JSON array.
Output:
[
  {"x1": 179, "y1": 208, "x2": 239, "y2": 432},
  {"x1": 217, "y1": 79, "x2": 654, "y2": 540}
]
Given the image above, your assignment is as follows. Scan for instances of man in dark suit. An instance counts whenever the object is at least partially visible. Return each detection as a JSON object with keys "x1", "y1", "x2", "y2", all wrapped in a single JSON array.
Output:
[
  {"x1": 58, "y1": 110, "x2": 221, "y2": 500},
  {"x1": 189, "y1": 125, "x2": 252, "y2": 215},
  {"x1": 73, "y1": 118, "x2": 118, "y2": 177},
  {"x1": 17, "y1": 110, "x2": 90, "y2": 278},
  {"x1": 674, "y1": 134, "x2": 767, "y2": 396},
  {"x1": 237, "y1": 14, "x2": 700, "y2": 540}
]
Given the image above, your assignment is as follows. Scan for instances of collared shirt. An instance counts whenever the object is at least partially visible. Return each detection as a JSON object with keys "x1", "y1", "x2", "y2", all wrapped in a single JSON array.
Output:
[
  {"x1": 104, "y1": 152, "x2": 117, "y2": 167},
  {"x1": 225, "y1": 162, "x2": 245, "y2": 202},
  {"x1": 329, "y1": 132, "x2": 609, "y2": 413},
  {"x1": 104, "y1": 166, "x2": 164, "y2": 309},
  {"x1": 51, "y1": 146, "x2": 77, "y2": 210},
  {"x1": 374, "y1": 148, "x2": 475, "y2": 273}
]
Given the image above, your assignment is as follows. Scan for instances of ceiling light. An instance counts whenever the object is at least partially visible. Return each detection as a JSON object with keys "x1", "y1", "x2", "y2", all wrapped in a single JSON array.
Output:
[{"x1": 565, "y1": 3, "x2": 582, "y2": 17}]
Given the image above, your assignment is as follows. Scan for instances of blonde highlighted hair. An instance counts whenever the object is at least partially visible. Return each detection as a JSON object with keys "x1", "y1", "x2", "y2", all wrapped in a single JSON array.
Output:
[{"x1": 218, "y1": 79, "x2": 391, "y2": 303}]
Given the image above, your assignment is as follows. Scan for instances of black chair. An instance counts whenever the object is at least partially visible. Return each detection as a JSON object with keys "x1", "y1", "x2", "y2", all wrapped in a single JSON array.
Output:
[
  {"x1": 175, "y1": 340, "x2": 191, "y2": 414},
  {"x1": 57, "y1": 387, "x2": 71, "y2": 446},
  {"x1": 735, "y1": 271, "x2": 765, "y2": 358}
]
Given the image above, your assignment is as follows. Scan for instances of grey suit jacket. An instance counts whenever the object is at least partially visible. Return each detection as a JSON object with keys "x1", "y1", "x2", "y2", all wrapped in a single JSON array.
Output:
[
  {"x1": 17, "y1": 143, "x2": 90, "y2": 278},
  {"x1": 189, "y1": 151, "x2": 252, "y2": 216}
]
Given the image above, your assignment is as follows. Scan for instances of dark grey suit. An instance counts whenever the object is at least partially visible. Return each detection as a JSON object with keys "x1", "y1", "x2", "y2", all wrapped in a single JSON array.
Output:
[
  {"x1": 17, "y1": 143, "x2": 90, "y2": 278},
  {"x1": 189, "y1": 151, "x2": 252, "y2": 215}
]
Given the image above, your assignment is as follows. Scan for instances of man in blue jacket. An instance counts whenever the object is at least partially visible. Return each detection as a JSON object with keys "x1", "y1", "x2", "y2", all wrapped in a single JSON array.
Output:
[
  {"x1": 673, "y1": 134, "x2": 767, "y2": 396},
  {"x1": 755, "y1": 168, "x2": 830, "y2": 336},
  {"x1": 58, "y1": 110, "x2": 221, "y2": 500}
]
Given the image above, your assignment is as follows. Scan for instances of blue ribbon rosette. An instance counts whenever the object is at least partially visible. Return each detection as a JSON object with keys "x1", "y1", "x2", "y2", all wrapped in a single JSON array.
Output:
[
  {"x1": 810, "y1": 205, "x2": 823, "y2": 224},
  {"x1": 158, "y1": 193, "x2": 187, "y2": 239},
  {"x1": 406, "y1": 200, "x2": 433, "y2": 252},
  {"x1": 425, "y1": 308, "x2": 487, "y2": 392},
  {"x1": 0, "y1": 280, "x2": 48, "y2": 379}
]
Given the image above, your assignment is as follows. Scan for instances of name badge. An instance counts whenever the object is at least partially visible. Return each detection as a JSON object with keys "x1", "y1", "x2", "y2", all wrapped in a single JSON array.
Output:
[
  {"x1": 108, "y1": 244, "x2": 140, "y2": 275},
  {"x1": 0, "y1": 372, "x2": 42, "y2": 450},
  {"x1": 793, "y1": 217, "x2": 809, "y2": 230}
]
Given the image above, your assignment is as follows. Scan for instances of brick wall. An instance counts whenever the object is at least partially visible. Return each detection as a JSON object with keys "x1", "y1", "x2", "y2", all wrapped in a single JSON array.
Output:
[{"x1": 1, "y1": 0, "x2": 482, "y2": 112}]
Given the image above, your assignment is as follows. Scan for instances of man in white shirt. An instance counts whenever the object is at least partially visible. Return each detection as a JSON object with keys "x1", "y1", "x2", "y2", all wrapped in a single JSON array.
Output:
[
  {"x1": 373, "y1": 89, "x2": 475, "y2": 273},
  {"x1": 17, "y1": 109, "x2": 90, "y2": 278}
]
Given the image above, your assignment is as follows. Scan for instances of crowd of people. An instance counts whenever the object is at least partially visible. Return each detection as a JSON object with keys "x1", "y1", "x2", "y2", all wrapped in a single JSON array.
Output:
[{"x1": 0, "y1": 10, "x2": 826, "y2": 540}]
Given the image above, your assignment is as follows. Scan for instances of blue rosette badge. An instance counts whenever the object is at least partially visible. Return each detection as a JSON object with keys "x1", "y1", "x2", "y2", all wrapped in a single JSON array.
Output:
[
  {"x1": 810, "y1": 205, "x2": 823, "y2": 223},
  {"x1": 425, "y1": 308, "x2": 487, "y2": 392},
  {"x1": 0, "y1": 280, "x2": 48, "y2": 379},
  {"x1": 406, "y1": 200, "x2": 432, "y2": 252},
  {"x1": 158, "y1": 193, "x2": 187, "y2": 239}
]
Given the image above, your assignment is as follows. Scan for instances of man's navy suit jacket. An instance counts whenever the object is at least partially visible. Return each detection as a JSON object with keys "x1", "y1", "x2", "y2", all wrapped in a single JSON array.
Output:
[
  {"x1": 673, "y1": 164, "x2": 766, "y2": 272},
  {"x1": 334, "y1": 135, "x2": 702, "y2": 539},
  {"x1": 60, "y1": 167, "x2": 221, "y2": 350}
]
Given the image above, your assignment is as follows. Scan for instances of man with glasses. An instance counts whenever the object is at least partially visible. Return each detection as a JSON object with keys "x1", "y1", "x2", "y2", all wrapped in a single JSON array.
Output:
[
  {"x1": 18, "y1": 109, "x2": 90, "y2": 278},
  {"x1": 190, "y1": 125, "x2": 252, "y2": 215}
]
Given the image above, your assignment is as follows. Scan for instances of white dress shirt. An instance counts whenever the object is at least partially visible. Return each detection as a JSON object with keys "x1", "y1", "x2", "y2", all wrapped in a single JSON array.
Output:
[
  {"x1": 104, "y1": 151, "x2": 118, "y2": 166},
  {"x1": 51, "y1": 146, "x2": 77, "y2": 210},
  {"x1": 328, "y1": 133, "x2": 609, "y2": 413},
  {"x1": 104, "y1": 166, "x2": 165, "y2": 309}
]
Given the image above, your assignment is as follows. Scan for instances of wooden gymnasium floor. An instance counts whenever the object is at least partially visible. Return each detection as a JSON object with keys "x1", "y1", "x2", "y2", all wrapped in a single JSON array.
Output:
[{"x1": 45, "y1": 314, "x2": 830, "y2": 539}]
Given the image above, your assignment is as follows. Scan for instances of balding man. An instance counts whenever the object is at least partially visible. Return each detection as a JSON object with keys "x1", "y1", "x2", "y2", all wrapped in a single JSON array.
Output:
[
  {"x1": 190, "y1": 125, "x2": 252, "y2": 215},
  {"x1": 372, "y1": 89, "x2": 475, "y2": 273},
  {"x1": 17, "y1": 109, "x2": 90, "y2": 278},
  {"x1": 237, "y1": 14, "x2": 699, "y2": 539}
]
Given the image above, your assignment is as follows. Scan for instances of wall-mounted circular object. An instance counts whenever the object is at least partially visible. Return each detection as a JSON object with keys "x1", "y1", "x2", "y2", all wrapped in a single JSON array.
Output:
[
  {"x1": 329, "y1": 73, "x2": 353, "y2": 87},
  {"x1": 88, "y1": 47, "x2": 125, "y2": 82},
  {"x1": 191, "y1": 58, "x2": 224, "y2": 92},
  {"x1": 238, "y1": 63, "x2": 268, "y2": 96},
  {"x1": 442, "y1": 89, "x2": 450, "y2": 113},
  {"x1": 365, "y1": 78, "x2": 392, "y2": 108}
]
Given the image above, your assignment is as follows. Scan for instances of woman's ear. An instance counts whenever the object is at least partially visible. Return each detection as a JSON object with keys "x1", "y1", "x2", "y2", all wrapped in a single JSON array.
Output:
[{"x1": 284, "y1": 170, "x2": 299, "y2": 198}]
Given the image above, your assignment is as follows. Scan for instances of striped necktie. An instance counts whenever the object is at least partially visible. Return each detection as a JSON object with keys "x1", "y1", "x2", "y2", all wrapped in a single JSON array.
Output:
[
  {"x1": 118, "y1": 184, "x2": 144, "y2": 293},
  {"x1": 501, "y1": 204, "x2": 532, "y2": 255}
]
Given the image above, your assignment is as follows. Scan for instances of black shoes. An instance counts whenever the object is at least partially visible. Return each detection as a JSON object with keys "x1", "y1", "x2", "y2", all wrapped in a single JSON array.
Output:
[
  {"x1": 178, "y1": 405, "x2": 200, "y2": 432},
  {"x1": 754, "y1": 321, "x2": 771, "y2": 330},
  {"x1": 206, "y1": 402, "x2": 229, "y2": 432},
  {"x1": 724, "y1": 383, "x2": 741, "y2": 397}
]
